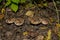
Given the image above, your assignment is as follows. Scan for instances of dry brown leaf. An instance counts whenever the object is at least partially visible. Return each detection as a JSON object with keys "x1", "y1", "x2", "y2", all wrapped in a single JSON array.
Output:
[
  {"x1": 0, "y1": 14, "x2": 4, "y2": 20},
  {"x1": 25, "y1": 11, "x2": 34, "y2": 17}
]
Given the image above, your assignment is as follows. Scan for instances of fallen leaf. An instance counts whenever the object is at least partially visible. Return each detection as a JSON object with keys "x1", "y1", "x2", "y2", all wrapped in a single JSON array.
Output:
[
  {"x1": 25, "y1": 11, "x2": 34, "y2": 17},
  {"x1": 43, "y1": 3, "x2": 48, "y2": 7},
  {"x1": 1, "y1": 8, "x2": 5, "y2": 13},
  {"x1": 36, "y1": 35, "x2": 44, "y2": 40},
  {"x1": 46, "y1": 29, "x2": 51, "y2": 40},
  {"x1": 56, "y1": 24, "x2": 60, "y2": 27},
  {"x1": 0, "y1": 14, "x2": 4, "y2": 20},
  {"x1": 23, "y1": 31, "x2": 28, "y2": 36}
]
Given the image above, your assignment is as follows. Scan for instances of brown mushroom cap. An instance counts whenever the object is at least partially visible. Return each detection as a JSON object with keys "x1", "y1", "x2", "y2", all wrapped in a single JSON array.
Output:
[
  {"x1": 6, "y1": 18, "x2": 15, "y2": 24},
  {"x1": 14, "y1": 18, "x2": 24, "y2": 26},
  {"x1": 40, "y1": 18, "x2": 49, "y2": 25},
  {"x1": 28, "y1": 17, "x2": 41, "y2": 24}
]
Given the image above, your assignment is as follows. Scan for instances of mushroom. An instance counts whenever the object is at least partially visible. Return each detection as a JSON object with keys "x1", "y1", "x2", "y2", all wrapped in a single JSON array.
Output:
[
  {"x1": 6, "y1": 18, "x2": 15, "y2": 24},
  {"x1": 40, "y1": 18, "x2": 49, "y2": 25},
  {"x1": 14, "y1": 18, "x2": 24, "y2": 26},
  {"x1": 28, "y1": 17, "x2": 41, "y2": 24}
]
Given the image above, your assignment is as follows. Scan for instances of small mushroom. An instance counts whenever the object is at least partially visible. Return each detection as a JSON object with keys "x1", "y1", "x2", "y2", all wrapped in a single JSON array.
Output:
[
  {"x1": 14, "y1": 18, "x2": 24, "y2": 26},
  {"x1": 25, "y1": 11, "x2": 34, "y2": 17},
  {"x1": 40, "y1": 18, "x2": 49, "y2": 25},
  {"x1": 28, "y1": 17, "x2": 41, "y2": 24},
  {"x1": 6, "y1": 18, "x2": 15, "y2": 24}
]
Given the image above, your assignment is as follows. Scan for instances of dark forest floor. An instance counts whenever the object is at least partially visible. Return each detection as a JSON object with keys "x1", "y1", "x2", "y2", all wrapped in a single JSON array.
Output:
[{"x1": 0, "y1": 1, "x2": 60, "y2": 40}]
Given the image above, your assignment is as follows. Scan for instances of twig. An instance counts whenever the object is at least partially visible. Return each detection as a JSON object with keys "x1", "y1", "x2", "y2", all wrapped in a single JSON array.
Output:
[{"x1": 53, "y1": 0, "x2": 59, "y2": 24}]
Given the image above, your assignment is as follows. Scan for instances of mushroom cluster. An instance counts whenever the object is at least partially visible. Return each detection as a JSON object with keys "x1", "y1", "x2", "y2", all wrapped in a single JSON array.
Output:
[
  {"x1": 6, "y1": 10, "x2": 49, "y2": 26},
  {"x1": 6, "y1": 17, "x2": 24, "y2": 26},
  {"x1": 25, "y1": 10, "x2": 49, "y2": 25},
  {"x1": 28, "y1": 17, "x2": 49, "y2": 25}
]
